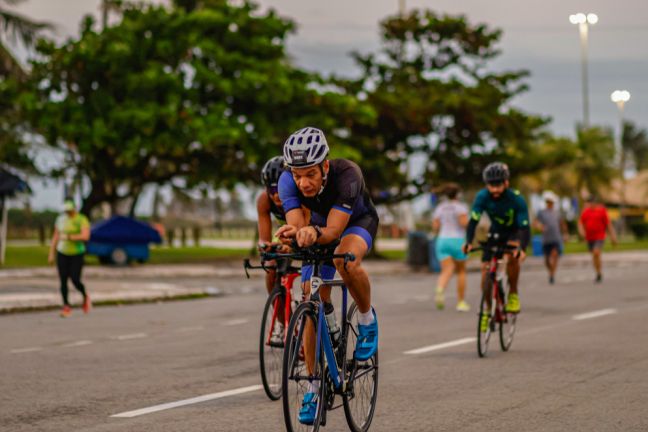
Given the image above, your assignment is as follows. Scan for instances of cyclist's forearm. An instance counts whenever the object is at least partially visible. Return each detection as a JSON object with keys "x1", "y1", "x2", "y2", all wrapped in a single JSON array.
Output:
[{"x1": 465, "y1": 219, "x2": 478, "y2": 244}]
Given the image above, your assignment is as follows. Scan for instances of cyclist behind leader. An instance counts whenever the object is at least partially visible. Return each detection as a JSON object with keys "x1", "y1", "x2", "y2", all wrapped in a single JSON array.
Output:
[
  {"x1": 462, "y1": 162, "x2": 530, "y2": 326},
  {"x1": 275, "y1": 127, "x2": 379, "y2": 424},
  {"x1": 256, "y1": 156, "x2": 308, "y2": 344}
]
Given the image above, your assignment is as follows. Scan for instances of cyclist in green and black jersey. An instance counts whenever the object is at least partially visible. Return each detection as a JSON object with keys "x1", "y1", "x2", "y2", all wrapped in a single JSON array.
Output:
[{"x1": 463, "y1": 162, "x2": 530, "y2": 328}]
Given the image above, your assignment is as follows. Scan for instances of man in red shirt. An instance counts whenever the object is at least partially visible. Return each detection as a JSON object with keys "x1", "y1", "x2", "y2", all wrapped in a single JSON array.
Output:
[{"x1": 578, "y1": 196, "x2": 618, "y2": 283}]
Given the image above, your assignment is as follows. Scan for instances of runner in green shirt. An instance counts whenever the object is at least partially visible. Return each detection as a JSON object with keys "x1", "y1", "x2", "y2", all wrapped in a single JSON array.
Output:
[{"x1": 48, "y1": 199, "x2": 91, "y2": 317}]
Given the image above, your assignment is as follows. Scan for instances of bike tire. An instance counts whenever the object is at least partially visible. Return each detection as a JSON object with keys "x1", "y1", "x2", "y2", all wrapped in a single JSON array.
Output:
[
  {"x1": 282, "y1": 302, "x2": 326, "y2": 432},
  {"x1": 499, "y1": 283, "x2": 517, "y2": 352},
  {"x1": 343, "y1": 302, "x2": 379, "y2": 432},
  {"x1": 477, "y1": 280, "x2": 495, "y2": 358},
  {"x1": 260, "y1": 287, "x2": 285, "y2": 401}
]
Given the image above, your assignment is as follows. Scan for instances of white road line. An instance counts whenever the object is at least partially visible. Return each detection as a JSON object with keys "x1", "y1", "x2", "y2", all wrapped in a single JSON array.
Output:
[
  {"x1": 10, "y1": 347, "x2": 42, "y2": 354},
  {"x1": 114, "y1": 333, "x2": 148, "y2": 341},
  {"x1": 403, "y1": 337, "x2": 476, "y2": 355},
  {"x1": 572, "y1": 308, "x2": 618, "y2": 321},
  {"x1": 111, "y1": 385, "x2": 263, "y2": 418},
  {"x1": 223, "y1": 319, "x2": 248, "y2": 326},
  {"x1": 63, "y1": 340, "x2": 93, "y2": 348}
]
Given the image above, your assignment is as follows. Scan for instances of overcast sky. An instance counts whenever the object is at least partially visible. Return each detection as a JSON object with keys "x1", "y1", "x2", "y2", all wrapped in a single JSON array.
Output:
[{"x1": 8, "y1": 0, "x2": 648, "y2": 210}]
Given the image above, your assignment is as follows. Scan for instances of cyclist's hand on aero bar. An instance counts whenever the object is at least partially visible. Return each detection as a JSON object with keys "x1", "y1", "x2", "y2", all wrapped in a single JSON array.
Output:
[
  {"x1": 275, "y1": 225, "x2": 297, "y2": 245},
  {"x1": 296, "y1": 226, "x2": 318, "y2": 248}
]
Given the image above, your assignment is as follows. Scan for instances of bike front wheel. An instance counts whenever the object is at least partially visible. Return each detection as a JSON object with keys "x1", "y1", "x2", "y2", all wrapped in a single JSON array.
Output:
[
  {"x1": 499, "y1": 285, "x2": 517, "y2": 351},
  {"x1": 282, "y1": 302, "x2": 326, "y2": 432},
  {"x1": 343, "y1": 303, "x2": 379, "y2": 432},
  {"x1": 259, "y1": 287, "x2": 285, "y2": 400}
]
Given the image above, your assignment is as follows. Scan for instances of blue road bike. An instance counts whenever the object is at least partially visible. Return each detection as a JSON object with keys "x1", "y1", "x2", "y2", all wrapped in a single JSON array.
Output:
[{"x1": 264, "y1": 242, "x2": 379, "y2": 432}]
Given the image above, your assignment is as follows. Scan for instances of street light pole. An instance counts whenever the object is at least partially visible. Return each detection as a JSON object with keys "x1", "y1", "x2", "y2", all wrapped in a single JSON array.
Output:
[
  {"x1": 611, "y1": 90, "x2": 631, "y2": 235},
  {"x1": 570, "y1": 13, "x2": 598, "y2": 127}
]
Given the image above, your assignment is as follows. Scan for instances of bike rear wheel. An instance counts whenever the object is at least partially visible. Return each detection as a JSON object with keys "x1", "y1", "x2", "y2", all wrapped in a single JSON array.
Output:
[
  {"x1": 282, "y1": 302, "x2": 326, "y2": 432},
  {"x1": 260, "y1": 287, "x2": 285, "y2": 400},
  {"x1": 477, "y1": 281, "x2": 495, "y2": 358},
  {"x1": 343, "y1": 303, "x2": 379, "y2": 432},
  {"x1": 499, "y1": 284, "x2": 517, "y2": 351}
]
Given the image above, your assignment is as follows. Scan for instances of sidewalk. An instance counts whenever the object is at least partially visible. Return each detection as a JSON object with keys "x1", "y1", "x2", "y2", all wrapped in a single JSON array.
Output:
[{"x1": 1, "y1": 251, "x2": 647, "y2": 313}]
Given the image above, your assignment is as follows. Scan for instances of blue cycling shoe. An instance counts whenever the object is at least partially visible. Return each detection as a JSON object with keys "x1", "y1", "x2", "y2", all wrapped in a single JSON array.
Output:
[
  {"x1": 298, "y1": 392, "x2": 318, "y2": 425},
  {"x1": 355, "y1": 308, "x2": 378, "y2": 361}
]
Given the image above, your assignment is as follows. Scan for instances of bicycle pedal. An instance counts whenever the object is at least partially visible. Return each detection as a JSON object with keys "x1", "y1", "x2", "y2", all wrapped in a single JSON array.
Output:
[{"x1": 268, "y1": 341, "x2": 284, "y2": 348}]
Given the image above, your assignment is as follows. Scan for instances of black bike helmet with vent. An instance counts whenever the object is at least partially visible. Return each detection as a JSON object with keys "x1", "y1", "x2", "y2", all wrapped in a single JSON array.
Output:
[
  {"x1": 261, "y1": 156, "x2": 285, "y2": 188},
  {"x1": 482, "y1": 162, "x2": 510, "y2": 184}
]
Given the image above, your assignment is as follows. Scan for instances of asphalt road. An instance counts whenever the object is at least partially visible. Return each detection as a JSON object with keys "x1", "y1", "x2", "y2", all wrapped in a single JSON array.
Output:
[{"x1": 2, "y1": 262, "x2": 647, "y2": 432}]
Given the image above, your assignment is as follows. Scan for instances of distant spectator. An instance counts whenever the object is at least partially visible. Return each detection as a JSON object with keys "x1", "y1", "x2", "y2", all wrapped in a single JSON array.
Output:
[
  {"x1": 578, "y1": 196, "x2": 618, "y2": 283},
  {"x1": 432, "y1": 183, "x2": 470, "y2": 312},
  {"x1": 48, "y1": 199, "x2": 91, "y2": 317},
  {"x1": 534, "y1": 191, "x2": 568, "y2": 284}
]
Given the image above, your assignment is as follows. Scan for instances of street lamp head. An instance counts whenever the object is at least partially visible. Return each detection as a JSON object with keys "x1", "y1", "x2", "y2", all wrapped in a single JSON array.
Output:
[
  {"x1": 587, "y1": 13, "x2": 599, "y2": 24},
  {"x1": 569, "y1": 13, "x2": 587, "y2": 24},
  {"x1": 611, "y1": 90, "x2": 631, "y2": 103}
]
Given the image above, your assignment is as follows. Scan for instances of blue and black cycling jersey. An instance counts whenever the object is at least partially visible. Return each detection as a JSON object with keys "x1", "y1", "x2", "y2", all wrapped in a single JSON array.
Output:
[
  {"x1": 466, "y1": 188, "x2": 531, "y2": 250},
  {"x1": 278, "y1": 159, "x2": 379, "y2": 249},
  {"x1": 269, "y1": 198, "x2": 286, "y2": 223}
]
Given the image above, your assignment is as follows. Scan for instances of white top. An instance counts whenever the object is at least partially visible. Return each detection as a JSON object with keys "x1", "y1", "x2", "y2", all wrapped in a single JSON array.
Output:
[{"x1": 433, "y1": 200, "x2": 468, "y2": 238}]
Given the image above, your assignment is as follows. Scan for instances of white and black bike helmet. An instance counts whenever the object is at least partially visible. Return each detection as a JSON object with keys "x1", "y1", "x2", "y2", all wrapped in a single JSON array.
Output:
[{"x1": 283, "y1": 127, "x2": 329, "y2": 168}]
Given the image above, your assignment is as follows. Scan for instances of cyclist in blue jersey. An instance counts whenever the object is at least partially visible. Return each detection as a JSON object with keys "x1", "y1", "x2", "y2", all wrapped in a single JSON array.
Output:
[
  {"x1": 275, "y1": 127, "x2": 379, "y2": 425},
  {"x1": 463, "y1": 162, "x2": 530, "y2": 332}
]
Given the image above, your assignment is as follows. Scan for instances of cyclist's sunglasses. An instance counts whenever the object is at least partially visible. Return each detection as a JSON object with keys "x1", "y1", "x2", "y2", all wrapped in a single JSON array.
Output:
[
  {"x1": 486, "y1": 181, "x2": 505, "y2": 187},
  {"x1": 267, "y1": 186, "x2": 278, "y2": 195}
]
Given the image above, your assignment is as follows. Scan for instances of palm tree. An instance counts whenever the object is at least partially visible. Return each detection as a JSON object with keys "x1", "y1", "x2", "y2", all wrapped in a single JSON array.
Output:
[
  {"x1": 622, "y1": 121, "x2": 648, "y2": 172},
  {"x1": 0, "y1": 0, "x2": 51, "y2": 79},
  {"x1": 573, "y1": 126, "x2": 617, "y2": 199}
]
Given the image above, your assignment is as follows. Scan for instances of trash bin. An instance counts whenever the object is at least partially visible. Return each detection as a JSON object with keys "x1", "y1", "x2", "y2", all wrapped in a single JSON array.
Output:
[
  {"x1": 406, "y1": 231, "x2": 429, "y2": 267},
  {"x1": 531, "y1": 235, "x2": 543, "y2": 257},
  {"x1": 428, "y1": 237, "x2": 441, "y2": 273}
]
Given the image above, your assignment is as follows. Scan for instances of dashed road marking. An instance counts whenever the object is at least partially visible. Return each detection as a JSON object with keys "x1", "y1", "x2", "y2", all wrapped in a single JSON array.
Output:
[
  {"x1": 403, "y1": 337, "x2": 476, "y2": 355},
  {"x1": 572, "y1": 308, "x2": 617, "y2": 321},
  {"x1": 111, "y1": 384, "x2": 263, "y2": 418},
  {"x1": 114, "y1": 333, "x2": 148, "y2": 341},
  {"x1": 223, "y1": 319, "x2": 248, "y2": 326},
  {"x1": 63, "y1": 340, "x2": 93, "y2": 348}
]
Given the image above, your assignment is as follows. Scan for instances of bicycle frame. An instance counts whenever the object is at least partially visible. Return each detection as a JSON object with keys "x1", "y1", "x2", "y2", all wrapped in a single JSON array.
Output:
[
  {"x1": 266, "y1": 271, "x2": 300, "y2": 346},
  {"x1": 486, "y1": 255, "x2": 507, "y2": 324},
  {"x1": 310, "y1": 274, "x2": 348, "y2": 390}
]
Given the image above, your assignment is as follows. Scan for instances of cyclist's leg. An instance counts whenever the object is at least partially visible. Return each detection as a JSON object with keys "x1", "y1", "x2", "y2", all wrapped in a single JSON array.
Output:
[
  {"x1": 264, "y1": 259, "x2": 277, "y2": 295},
  {"x1": 334, "y1": 234, "x2": 370, "y2": 311},
  {"x1": 334, "y1": 218, "x2": 378, "y2": 360},
  {"x1": 506, "y1": 255, "x2": 520, "y2": 294},
  {"x1": 480, "y1": 262, "x2": 491, "y2": 308}
]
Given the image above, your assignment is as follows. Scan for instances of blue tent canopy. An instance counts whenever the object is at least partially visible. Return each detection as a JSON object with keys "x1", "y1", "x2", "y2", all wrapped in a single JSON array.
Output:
[{"x1": 90, "y1": 216, "x2": 162, "y2": 245}]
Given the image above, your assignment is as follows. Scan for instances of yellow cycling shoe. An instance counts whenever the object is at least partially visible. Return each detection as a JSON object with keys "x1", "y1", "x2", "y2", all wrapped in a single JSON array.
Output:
[
  {"x1": 480, "y1": 313, "x2": 490, "y2": 333},
  {"x1": 505, "y1": 293, "x2": 521, "y2": 314}
]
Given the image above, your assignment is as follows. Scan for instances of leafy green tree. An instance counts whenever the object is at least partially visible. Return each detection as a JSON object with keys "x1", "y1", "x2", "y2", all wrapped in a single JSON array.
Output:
[
  {"x1": 336, "y1": 9, "x2": 551, "y2": 203},
  {"x1": 22, "y1": 0, "x2": 363, "y2": 215}
]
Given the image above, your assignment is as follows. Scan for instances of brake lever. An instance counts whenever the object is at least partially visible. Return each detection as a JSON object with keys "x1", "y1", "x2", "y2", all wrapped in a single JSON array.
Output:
[{"x1": 243, "y1": 259, "x2": 251, "y2": 279}]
